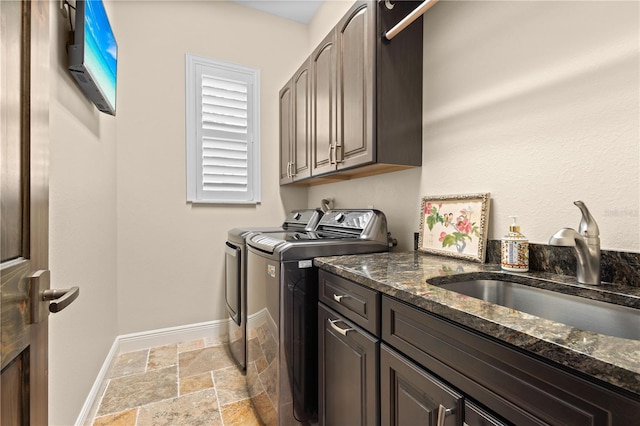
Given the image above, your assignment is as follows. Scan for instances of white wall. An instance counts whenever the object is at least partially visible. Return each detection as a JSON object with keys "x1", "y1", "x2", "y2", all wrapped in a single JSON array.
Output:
[
  {"x1": 48, "y1": 2, "x2": 119, "y2": 425},
  {"x1": 112, "y1": 1, "x2": 308, "y2": 334},
  {"x1": 308, "y1": 0, "x2": 640, "y2": 252}
]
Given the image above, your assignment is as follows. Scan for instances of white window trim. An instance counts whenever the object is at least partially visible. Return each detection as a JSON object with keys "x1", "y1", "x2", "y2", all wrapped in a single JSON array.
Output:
[{"x1": 185, "y1": 54, "x2": 261, "y2": 204}]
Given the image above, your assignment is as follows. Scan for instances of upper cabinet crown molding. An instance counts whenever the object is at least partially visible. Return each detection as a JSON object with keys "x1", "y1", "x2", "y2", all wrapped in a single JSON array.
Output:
[{"x1": 280, "y1": 0, "x2": 424, "y2": 186}]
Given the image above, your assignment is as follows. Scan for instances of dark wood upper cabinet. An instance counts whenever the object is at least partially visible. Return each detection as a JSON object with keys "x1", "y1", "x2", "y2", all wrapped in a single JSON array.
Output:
[
  {"x1": 311, "y1": 30, "x2": 337, "y2": 177},
  {"x1": 279, "y1": 83, "x2": 293, "y2": 184},
  {"x1": 283, "y1": 0, "x2": 424, "y2": 186},
  {"x1": 280, "y1": 59, "x2": 312, "y2": 184},
  {"x1": 335, "y1": 1, "x2": 375, "y2": 170}
]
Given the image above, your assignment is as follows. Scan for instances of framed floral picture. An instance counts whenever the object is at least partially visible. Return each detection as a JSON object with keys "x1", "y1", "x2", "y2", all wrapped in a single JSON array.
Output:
[{"x1": 418, "y1": 193, "x2": 491, "y2": 262}]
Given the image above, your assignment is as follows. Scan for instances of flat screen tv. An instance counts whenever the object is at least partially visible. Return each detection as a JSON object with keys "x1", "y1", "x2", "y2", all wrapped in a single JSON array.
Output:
[{"x1": 68, "y1": 0, "x2": 118, "y2": 115}]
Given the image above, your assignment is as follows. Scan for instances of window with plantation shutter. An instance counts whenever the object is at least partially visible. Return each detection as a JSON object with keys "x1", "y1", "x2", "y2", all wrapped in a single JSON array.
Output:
[{"x1": 186, "y1": 54, "x2": 260, "y2": 204}]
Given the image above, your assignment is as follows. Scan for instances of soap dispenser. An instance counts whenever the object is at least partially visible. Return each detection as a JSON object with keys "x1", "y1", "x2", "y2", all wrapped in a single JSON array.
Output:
[{"x1": 501, "y1": 216, "x2": 529, "y2": 272}]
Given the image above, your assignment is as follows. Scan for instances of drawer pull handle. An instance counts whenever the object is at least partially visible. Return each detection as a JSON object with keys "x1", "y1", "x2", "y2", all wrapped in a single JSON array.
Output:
[
  {"x1": 328, "y1": 319, "x2": 354, "y2": 336},
  {"x1": 333, "y1": 293, "x2": 349, "y2": 303},
  {"x1": 437, "y1": 404, "x2": 453, "y2": 426}
]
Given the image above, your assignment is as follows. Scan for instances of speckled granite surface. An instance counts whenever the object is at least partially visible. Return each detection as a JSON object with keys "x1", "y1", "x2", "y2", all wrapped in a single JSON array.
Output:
[{"x1": 314, "y1": 251, "x2": 640, "y2": 396}]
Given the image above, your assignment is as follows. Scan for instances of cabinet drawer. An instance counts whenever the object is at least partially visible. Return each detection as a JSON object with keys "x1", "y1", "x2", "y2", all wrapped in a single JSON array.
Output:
[{"x1": 319, "y1": 270, "x2": 380, "y2": 335}]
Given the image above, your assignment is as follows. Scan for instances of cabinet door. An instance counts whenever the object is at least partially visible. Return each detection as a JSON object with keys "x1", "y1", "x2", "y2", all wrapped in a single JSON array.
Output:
[
  {"x1": 381, "y1": 344, "x2": 463, "y2": 426},
  {"x1": 279, "y1": 81, "x2": 293, "y2": 185},
  {"x1": 292, "y1": 60, "x2": 311, "y2": 180},
  {"x1": 318, "y1": 304, "x2": 378, "y2": 426},
  {"x1": 336, "y1": 0, "x2": 375, "y2": 169},
  {"x1": 311, "y1": 30, "x2": 337, "y2": 176}
]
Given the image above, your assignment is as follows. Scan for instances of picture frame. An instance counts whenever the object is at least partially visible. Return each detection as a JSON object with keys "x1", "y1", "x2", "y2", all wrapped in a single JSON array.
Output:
[{"x1": 418, "y1": 193, "x2": 491, "y2": 263}]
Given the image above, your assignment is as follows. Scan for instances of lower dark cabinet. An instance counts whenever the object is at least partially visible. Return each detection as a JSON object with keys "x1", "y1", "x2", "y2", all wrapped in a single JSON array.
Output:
[
  {"x1": 381, "y1": 344, "x2": 463, "y2": 426},
  {"x1": 318, "y1": 303, "x2": 379, "y2": 426},
  {"x1": 382, "y1": 295, "x2": 640, "y2": 425},
  {"x1": 318, "y1": 270, "x2": 640, "y2": 426}
]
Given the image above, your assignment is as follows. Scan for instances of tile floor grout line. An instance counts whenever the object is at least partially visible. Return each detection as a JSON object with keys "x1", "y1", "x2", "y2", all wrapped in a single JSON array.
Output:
[
  {"x1": 211, "y1": 370, "x2": 225, "y2": 426},
  {"x1": 92, "y1": 377, "x2": 111, "y2": 422},
  {"x1": 144, "y1": 347, "x2": 150, "y2": 372},
  {"x1": 134, "y1": 407, "x2": 140, "y2": 426},
  {"x1": 92, "y1": 406, "x2": 137, "y2": 423}
]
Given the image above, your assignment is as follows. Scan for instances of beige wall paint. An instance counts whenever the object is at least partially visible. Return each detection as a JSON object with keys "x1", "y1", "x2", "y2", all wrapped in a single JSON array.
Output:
[
  {"x1": 308, "y1": 0, "x2": 355, "y2": 47},
  {"x1": 48, "y1": 1, "x2": 308, "y2": 422},
  {"x1": 112, "y1": 1, "x2": 308, "y2": 334},
  {"x1": 48, "y1": 2, "x2": 119, "y2": 425},
  {"x1": 308, "y1": 0, "x2": 640, "y2": 252}
]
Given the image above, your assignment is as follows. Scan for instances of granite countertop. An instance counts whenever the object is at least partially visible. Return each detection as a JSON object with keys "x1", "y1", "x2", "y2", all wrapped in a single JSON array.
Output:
[{"x1": 314, "y1": 251, "x2": 640, "y2": 396}]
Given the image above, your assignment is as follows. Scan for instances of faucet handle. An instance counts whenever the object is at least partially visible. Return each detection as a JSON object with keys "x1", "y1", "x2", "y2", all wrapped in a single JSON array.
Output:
[{"x1": 574, "y1": 201, "x2": 599, "y2": 238}]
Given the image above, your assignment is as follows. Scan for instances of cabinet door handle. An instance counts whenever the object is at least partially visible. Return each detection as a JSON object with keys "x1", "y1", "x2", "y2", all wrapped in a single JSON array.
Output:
[
  {"x1": 333, "y1": 293, "x2": 349, "y2": 303},
  {"x1": 437, "y1": 404, "x2": 453, "y2": 426},
  {"x1": 328, "y1": 318, "x2": 354, "y2": 336},
  {"x1": 328, "y1": 143, "x2": 334, "y2": 165},
  {"x1": 287, "y1": 161, "x2": 292, "y2": 178}
]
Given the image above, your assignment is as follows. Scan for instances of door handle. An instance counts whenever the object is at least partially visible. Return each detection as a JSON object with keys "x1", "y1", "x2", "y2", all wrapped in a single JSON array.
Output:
[
  {"x1": 43, "y1": 287, "x2": 80, "y2": 313},
  {"x1": 29, "y1": 270, "x2": 80, "y2": 323}
]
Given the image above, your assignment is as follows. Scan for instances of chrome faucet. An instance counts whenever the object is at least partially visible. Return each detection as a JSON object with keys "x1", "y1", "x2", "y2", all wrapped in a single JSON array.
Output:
[{"x1": 549, "y1": 201, "x2": 601, "y2": 285}]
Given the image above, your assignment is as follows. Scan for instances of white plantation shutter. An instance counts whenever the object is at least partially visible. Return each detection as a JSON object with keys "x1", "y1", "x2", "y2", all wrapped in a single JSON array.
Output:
[{"x1": 186, "y1": 55, "x2": 260, "y2": 203}]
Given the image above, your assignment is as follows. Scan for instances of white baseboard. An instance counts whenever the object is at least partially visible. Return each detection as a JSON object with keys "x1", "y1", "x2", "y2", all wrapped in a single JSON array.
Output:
[
  {"x1": 75, "y1": 318, "x2": 230, "y2": 426},
  {"x1": 74, "y1": 338, "x2": 120, "y2": 426},
  {"x1": 118, "y1": 319, "x2": 229, "y2": 353}
]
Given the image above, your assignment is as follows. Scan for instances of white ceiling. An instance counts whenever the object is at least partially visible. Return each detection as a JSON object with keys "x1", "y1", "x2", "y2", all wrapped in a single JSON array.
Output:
[{"x1": 232, "y1": 0, "x2": 324, "y2": 24}]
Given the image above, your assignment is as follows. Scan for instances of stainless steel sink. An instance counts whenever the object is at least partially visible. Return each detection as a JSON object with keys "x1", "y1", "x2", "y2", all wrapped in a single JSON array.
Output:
[{"x1": 437, "y1": 280, "x2": 640, "y2": 340}]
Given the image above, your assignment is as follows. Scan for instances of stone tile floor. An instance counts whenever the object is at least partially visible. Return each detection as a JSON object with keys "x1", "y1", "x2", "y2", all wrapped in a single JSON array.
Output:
[{"x1": 91, "y1": 338, "x2": 261, "y2": 425}]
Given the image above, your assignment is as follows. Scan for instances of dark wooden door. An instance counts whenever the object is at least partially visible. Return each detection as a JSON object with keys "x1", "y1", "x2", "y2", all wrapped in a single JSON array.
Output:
[
  {"x1": 279, "y1": 81, "x2": 293, "y2": 184},
  {"x1": 1, "y1": 1, "x2": 50, "y2": 424},
  {"x1": 311, "y1": 31, "x2": 337, "y2": 176},
  {"x1": 336, "y1": 0, "x2": 375, "y2": 169},
  {"x1": 318, "y1": 304, "x2": 378, "y2": 426},
  {"x1": 292, "y1": 59, "x2": 311, "y2": 180},
  {"x1": 381, "y1": 344, "x2": 463, "y2": 426}
]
